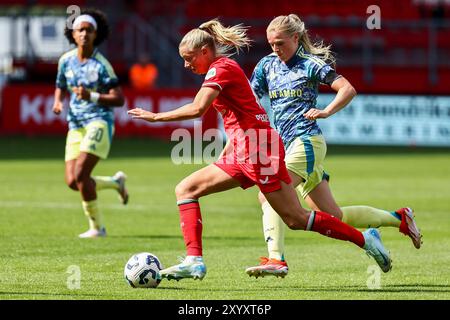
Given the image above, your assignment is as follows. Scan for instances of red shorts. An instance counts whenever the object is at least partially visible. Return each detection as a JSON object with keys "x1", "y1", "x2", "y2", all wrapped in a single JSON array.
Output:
[{"x1": 214, "y1": 128, "x2": 292, "y2": 193}]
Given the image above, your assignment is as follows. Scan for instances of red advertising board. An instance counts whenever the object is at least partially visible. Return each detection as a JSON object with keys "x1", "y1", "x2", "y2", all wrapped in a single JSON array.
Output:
[{"x1": 0, "y1": 85, "x2": 218, "y2": 138}]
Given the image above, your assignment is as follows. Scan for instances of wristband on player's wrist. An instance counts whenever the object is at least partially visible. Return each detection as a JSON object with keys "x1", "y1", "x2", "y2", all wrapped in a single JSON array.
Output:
[{"x1": 90, "y1": 92, "x2": 100, "y2": 103}]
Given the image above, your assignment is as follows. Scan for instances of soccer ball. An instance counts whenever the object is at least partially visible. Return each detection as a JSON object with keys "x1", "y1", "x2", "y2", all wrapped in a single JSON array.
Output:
[{"x1": 124, "y1": 252, "x2": 163, "y2": 288}]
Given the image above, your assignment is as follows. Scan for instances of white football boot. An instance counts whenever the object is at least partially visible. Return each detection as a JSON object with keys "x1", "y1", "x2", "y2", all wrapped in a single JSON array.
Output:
[
  {"x1": 363, "y1": 228, "x2": 392, "y2": 273},
  {"x1": 160, "y1": 256, "x2": 206, "y2": 281},
  {"x1": 113, "y1": 171, "x2": 129, "y2": 205},
  {"x1": 78, "y1": 227, "x2": 107, "y2": 238}
]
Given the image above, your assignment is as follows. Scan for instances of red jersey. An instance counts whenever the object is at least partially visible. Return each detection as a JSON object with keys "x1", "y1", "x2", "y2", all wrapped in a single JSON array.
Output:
[
  {"x1": 202, "y1": 57, "x2": 271, "y2": 131},
  {"x1": 202, "y1": 57, "x2": 291, "y2": 193}
]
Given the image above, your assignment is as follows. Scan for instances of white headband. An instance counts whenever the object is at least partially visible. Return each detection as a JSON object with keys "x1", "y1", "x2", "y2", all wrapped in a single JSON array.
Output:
[{"x1": 73, "y1": 14, "x2": 97, "y2": 30}]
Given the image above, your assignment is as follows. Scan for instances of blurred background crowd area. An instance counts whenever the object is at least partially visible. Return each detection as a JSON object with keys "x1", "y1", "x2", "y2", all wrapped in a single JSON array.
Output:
[{"x1": 0, "y1": 0, "x2": 449, "y2": 94}]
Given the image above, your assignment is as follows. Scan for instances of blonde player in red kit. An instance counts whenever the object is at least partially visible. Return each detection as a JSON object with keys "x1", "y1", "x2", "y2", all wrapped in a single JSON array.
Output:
[{"x1": 128, "y1": 19, "x2": 392, "y2": 281}]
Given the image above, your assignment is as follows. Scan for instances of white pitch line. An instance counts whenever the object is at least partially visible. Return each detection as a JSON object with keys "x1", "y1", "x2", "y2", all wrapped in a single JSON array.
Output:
[
  {"x1": 0, "y1": 200, "x2": 253, "y2": 213},
  {"x1": 0, "y1": 200, "x2": 150, "y2": 211}
]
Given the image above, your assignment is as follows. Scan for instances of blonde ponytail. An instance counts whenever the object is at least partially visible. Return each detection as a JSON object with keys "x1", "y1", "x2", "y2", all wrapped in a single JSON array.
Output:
[
  {"x1": 180, "y1": 19, "x2": 252, "y2": 57},
  {"x1": 267, "y1": 14, "x2": 335, "y2": 65}
]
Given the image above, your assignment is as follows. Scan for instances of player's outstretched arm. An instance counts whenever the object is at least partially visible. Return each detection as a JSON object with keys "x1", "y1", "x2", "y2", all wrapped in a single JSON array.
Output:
[{"x1": 128, "y1": 86, "x2": 219, "y2": 122}]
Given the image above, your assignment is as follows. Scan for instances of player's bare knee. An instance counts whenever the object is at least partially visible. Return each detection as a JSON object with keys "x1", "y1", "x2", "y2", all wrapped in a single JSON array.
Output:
[
  {"x1": 65, "y1": 177, "x2": 78, "y2": 191},
  {"x1": 276, "y1": 210, "x2": 305, "y2": 230},
  {"x1": 285, "y1": 218, "x2": 304, "y2": 230},
  {"x1": 175, "y1": 181, "x2": 200, "y2": 200},
  {"x1": 68, "y1": 181, "x2": 78, "y2": 191},
  {"x1": 74, "y1": 173, "x2": 88, "y2": 185},
  {"x1": 286, "y1": 213, "x2": 308, "y2": 230},
  {"x1": 74, "y1": 165, "x2": 91, "y2": 184},
  {"x1": 174, "y1": 182, "x2": 186, "y2": 199}
]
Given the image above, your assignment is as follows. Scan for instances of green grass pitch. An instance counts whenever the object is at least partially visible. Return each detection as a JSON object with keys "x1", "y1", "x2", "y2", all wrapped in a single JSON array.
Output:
[{"x1": 0, "y1": 136, "x2": 449, "y2": 300}]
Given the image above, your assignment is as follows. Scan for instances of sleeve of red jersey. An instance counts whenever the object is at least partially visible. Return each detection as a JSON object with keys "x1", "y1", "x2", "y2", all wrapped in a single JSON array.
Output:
[{"x1": 201, "y1": 64, "x2": 231, "y2": 92}]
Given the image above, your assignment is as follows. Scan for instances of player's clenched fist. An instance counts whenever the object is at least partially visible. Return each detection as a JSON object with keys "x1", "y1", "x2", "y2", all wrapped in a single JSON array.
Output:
[{"x1": 52, "y1": 101, "x2": 64, "y2": 115}]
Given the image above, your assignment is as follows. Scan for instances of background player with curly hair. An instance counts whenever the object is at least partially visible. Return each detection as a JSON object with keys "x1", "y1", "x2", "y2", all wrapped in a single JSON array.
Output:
[{"x1": 53, "y1": 8, "x2": 129, "y2": 238}]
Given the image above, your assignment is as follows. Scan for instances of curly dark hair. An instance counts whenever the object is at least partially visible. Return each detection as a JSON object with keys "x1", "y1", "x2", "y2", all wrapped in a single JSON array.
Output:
[{"x1": 64, "y1": 8, "x2": 110, "y2": 47}]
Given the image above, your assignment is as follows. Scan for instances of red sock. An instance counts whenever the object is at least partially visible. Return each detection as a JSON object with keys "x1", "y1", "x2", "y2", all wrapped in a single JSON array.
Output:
[
  {"x1": 178, "y1": 202, "x2": 203, "y2": 256},
  {"x1": 307, "y1": 211, "x2": 365, "y2": 248}
]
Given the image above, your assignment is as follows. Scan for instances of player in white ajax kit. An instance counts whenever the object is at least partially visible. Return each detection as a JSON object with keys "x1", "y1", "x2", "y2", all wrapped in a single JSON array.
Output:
[
  {"x1": 245, "y1": 14, "x2": 422, "y2": 278},
  {"x1": 52, "y1": 9, "x2": 129, "y2": 238}
]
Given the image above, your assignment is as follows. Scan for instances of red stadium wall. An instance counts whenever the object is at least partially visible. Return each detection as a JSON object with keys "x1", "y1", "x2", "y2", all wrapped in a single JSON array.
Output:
[{"x1": 0, "y1": 85, "x2": 218, "y2": 138}]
